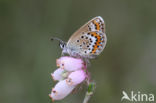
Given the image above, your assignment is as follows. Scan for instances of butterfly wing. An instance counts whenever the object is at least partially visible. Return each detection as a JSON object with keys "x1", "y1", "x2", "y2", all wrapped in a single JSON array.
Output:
[
  {"x1": 68, "y1": 16, "x2": 105, "y2": 42},
  {"x1": 66, "y1": 16, "x2": 107, "y2": 58},
  {"x1": 66, "y1": 31, "x2": 107, "y2": 58}
]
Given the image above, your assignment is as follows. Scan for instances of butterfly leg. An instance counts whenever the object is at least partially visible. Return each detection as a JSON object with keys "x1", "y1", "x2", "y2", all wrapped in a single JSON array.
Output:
[
  {"x1": 61, "y1": 50, "x2": 68, "y2": 56},
  {"x1": 84, "y1": 58, "x2": 90, "y2": 67},
  {"x1": 61, "y1": 52, "x2": 64, "y2": 56}
]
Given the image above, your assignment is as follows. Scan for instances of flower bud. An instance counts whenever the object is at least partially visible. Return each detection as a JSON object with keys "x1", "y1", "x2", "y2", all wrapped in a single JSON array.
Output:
[
  {"x1": 66, "y1": 69, "x2": 86, "y2": 86},
  {"x1": 51, "y1": 68, "x2": 64, "y2": 81},
  {"x1": 56, "y1": 56, "x2": 84, "y2": 71},
  {"x1": 49, "y1": 80, "x2": 75, "y2": 101}
]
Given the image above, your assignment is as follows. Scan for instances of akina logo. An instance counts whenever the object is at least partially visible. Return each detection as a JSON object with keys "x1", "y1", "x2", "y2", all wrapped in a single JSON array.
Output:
[{"x1": 121, "y1": 91, "x2": 154, "y2": 102}]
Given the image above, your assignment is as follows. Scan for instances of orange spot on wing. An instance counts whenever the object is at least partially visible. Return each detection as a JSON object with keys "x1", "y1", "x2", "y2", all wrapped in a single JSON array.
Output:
[
  {"x1": 90, "y1": 32, "x2": 103, "y2": 54},
  {"x1": 93, "y1": 20, "x2": 100, "y2": 31}
]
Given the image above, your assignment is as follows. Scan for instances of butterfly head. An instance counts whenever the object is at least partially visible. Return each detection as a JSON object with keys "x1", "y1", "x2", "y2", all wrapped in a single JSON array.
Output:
[
  {"x1": 51, "y1": 37, "x2": 67, "y2": 54},
  {"x1": 59, "y1": 42, "x2": 68, "y2": 55},
  {"x1": 59, "y1": 42, "x2": 66, "y2": 50}
]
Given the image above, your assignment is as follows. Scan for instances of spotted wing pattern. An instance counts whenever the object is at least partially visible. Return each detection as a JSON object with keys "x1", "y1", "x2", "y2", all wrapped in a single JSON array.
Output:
[
  {"x1": 67, "y1": 16, "x2": 105, "y2": 42},
  {"x1": 66, "y1": 16, "x2": 107, "y2": 58},
  {"x1": 67, "y1": 31, "x2": 107, "y2": 58}
]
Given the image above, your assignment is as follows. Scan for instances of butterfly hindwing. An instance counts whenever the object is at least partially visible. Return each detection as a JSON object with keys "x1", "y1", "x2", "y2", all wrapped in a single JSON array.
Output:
[{"x1": 66, "y1": 31, "x2": 107, "y2": 58}]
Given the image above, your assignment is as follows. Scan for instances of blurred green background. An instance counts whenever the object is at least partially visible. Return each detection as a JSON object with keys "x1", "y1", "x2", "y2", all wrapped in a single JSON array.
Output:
[{"x1": 0, "y1": 0, "x2": 156, "y2": 103}]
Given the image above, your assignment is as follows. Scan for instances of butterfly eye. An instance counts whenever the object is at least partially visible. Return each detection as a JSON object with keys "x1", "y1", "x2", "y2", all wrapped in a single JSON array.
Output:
[
  {"x1": 60, "y1": 43, "x2": 65, "y2": 49},
  {"x1": 62, "y1": 44, "x2": 64, "y2": 48}
]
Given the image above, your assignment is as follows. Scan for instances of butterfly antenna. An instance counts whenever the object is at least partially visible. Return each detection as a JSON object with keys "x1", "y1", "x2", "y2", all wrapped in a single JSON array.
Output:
[{"x1": 50, "y1": 37, "x2": 65, "y2": 44}]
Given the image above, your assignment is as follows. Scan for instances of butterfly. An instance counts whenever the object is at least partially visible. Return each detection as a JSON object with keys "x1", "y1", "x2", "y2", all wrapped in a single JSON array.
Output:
[{"x1": 51, "y1": 16, "x2": 107, "y2": 59}]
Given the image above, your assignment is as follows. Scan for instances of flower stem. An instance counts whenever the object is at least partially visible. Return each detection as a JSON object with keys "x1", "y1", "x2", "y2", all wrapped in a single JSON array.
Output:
[{"x1": 83, "y1": 82, "x2": 96, "y2": 103}]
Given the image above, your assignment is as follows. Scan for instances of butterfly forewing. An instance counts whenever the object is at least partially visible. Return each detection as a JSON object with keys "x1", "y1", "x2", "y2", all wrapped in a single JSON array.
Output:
[
  {"x1": 66, "y1": 16, "x2": 107, "y2": 59},
  {"x1": 67, "y1": 16, "x2": 105, "y2": 43}
]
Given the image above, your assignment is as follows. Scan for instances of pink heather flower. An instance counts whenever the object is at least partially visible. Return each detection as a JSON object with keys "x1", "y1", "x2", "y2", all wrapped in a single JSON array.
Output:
[
  {"x1": 49, "y1": 80, "x2": 75, "y2": 101},
  {"x1": 56, "y1": 56, "x2": 84, "y2": 71},
  {"x1": 66, "y1": 69, "x2": 86, "y2": 86},
  {"x1": 50, "y1": 56, "x2": 90, "y2": 101},
  {"x1": 51, "y1": 68, "x2": 64, "y2": 81}
]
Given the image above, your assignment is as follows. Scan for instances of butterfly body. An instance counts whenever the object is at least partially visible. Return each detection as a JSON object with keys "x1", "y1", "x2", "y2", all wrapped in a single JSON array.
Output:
[{"x1": 53, "y1": 16, "x2": 107, "y2": 59}]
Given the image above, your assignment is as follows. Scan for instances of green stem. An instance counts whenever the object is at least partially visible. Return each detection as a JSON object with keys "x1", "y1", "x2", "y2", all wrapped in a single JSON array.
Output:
[{"x1": 83, "y1": 82, "x2": 96, "y2": 103}]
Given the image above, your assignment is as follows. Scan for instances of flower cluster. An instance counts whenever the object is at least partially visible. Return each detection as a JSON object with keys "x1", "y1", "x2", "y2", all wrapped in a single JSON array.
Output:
[{"x1": 49, "y1": 56, "x2": 87, "y2": 101}]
